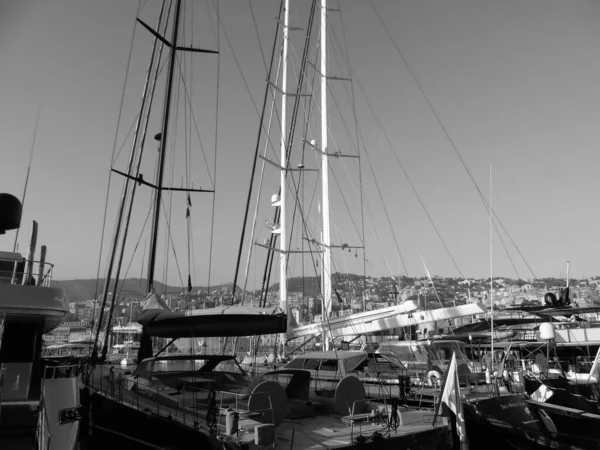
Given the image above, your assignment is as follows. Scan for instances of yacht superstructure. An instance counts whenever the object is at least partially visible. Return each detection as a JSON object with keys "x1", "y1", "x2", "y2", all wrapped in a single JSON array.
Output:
[{"x1": 0, "y1": 193, "x2": 79, "y2": 449}]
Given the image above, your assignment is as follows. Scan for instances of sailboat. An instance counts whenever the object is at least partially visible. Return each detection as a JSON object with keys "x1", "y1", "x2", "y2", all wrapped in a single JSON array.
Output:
[
  {"x1": 78, "y1": 2, "x2": 457, "y2": 449},
  {"x1": 80, "y1": 1, "x2": 288, "y2": 448},
  {"x1": 243, "y1": 0, "x2": 485, "y2": 360}
]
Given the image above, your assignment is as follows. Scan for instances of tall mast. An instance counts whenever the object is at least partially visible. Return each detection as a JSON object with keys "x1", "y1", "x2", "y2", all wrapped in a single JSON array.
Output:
[
  {"x1": 147, "y1": 0, "x2": 182, "y2": 292},
  {"x1": 279, "y1": 0, "x2": 290, "y2": 322},
  {"x1": 320, "y1": 0, "x2": 332, "y2": 350}
]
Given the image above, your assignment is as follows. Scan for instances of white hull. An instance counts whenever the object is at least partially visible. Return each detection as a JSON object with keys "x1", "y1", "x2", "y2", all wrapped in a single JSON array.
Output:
[{"x1": 287, "y1": 301, "x2": 485, "y2": 340}]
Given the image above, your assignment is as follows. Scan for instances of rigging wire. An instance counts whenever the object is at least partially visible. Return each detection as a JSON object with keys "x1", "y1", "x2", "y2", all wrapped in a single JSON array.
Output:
[
  {"x1": 174, "y1": 56, "x2": 214, "y2": 188},
  {"x1": 103, "y1": 0, "x2": 171, "y2": 329},
  {"x1": 188, "y1": 0, "x2": 194, "y2": 291},
  {"x1": 93, "y1": 0, "x2": 143, "y2": 304},
  {"x1": 366, "y1": 0, "x2": 535, "y2": 280},
  {"x1": 93, "y1": 0, "x2": 155, "y2": 365},
  {"x1": 259, "y1": 0, "x2": 320, "y2": 306},
  {"x1": 162, "y1": 49, "x2": 181, "y2": 292},
  {"x1": 389, "y1": 183, "x2": 444, "y2": 307},
  {"x1": 118, "y1": 203, "x2": 155, "y2": 296},
  {"x1": 209, "y1": 1, "x2": 258, "y2": 118},
  {"x1": 231, "y1": 0, "x2": 285, "y2": 301},
  {"x1": 13, "y1": 105, "x2": 40, "y2": 252},
  {"x1": 248, "y1": 0, "x2": 268, "y2": 73},
  {"x1": 326, "y1": 19, "x2": 461, "y2": 280},
  {"x1": 240, "y1": 50, "x2": 283, "y2": 304},
  {"x1": 338, "y1": 5, "x2": 368, "y2": 309},
  {"x1": 160, "y1": 196, "x2": 185, "y2": 290},
  {"x1": 207, "y1": 0, "x2": 220, "y2": 296}
]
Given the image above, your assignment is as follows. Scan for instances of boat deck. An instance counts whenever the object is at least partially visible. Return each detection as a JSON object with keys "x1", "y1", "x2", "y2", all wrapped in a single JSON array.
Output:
[
  {"x1": 88, "y1": 364, "x2": 450, "y2": 449},
  {"x1": 274, "y1": 410, "x2": 446, "y2": 449}
]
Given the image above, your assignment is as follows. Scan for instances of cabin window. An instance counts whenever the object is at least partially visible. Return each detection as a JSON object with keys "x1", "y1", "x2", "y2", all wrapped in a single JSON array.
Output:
[
  {"x1": 343, "y1": 354, "x2": 367, "y2": 373},
  {"x1": 319, "y1": 359, "x2": 338, "y2": 372},
  {"x1": 284, "y1": 358, "x2": 305, "y2": 369},
  {"x1": 302, "y1": 359, "x2": 321, "y2": 370}
]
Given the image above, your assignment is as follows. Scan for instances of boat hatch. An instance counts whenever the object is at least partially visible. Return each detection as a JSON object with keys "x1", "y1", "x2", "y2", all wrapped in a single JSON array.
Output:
[{"x1": 132, "y1": 354, "x2": 244, "y2": 380}]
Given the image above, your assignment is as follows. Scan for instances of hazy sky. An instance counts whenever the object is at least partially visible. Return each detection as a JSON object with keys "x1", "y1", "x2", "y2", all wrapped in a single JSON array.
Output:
[{"x1": 2, "y1": 0, "x2": 600, "y2": 291}]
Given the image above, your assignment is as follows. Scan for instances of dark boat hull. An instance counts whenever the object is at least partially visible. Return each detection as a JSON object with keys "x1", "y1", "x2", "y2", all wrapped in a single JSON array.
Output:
[
  {"x1": 464, "y1": 393, "x2": 597, "y2": 449},
  {"x1": 81, "y1": 388, "x2": 222, "y2": 450},
  {"x1": 82, "y1": 387, "x2": 451, "y2": 450}
]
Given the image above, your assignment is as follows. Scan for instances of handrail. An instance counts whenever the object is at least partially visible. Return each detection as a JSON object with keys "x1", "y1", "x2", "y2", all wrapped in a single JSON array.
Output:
[{"x1": 0, "y1": 258, "x2": 55, "y2": 287}]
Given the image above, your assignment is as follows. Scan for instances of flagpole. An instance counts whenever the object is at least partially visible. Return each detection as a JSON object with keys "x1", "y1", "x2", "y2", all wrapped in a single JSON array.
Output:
[{"x1": 432, "y1": 351, "x2": 469, "y2": 449}]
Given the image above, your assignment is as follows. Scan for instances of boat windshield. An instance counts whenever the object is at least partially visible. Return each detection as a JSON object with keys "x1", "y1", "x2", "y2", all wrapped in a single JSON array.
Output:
[
  {"x1": 428, "y1": 341, "x2": 471, "y2": 367},
  {"x1": 371, "y1": 351, "x2": 406, "y2": 370}
]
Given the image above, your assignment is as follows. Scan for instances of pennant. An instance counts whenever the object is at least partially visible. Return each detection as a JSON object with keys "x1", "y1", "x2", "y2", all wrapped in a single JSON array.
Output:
[
  {"x1": 334, "y1": 289, "x2": 344, "y2": 304},
  {"x1": 186, "y1": 207, "x2": 190, "y2": 218},
  {"x1": 440, "y1": 352, "x2": 469, "y2": 447},
  {"x1": 187, "y1": 194, "x2": 192, "y2": 207},
  {"x1": 187, "y1": 274, "x2": 193, "y2": 292}
]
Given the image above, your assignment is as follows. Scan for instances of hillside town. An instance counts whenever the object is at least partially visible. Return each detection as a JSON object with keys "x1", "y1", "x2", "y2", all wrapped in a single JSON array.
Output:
[{"x1": 60, "y1": 274, "x2": 600, "y2": 329}]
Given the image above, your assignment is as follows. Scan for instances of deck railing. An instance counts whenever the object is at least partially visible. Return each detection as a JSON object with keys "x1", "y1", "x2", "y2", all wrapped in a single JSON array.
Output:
[
  {"x1": 0, "y1": 256, "x2": 54, "y2": 287},
  {"x1": 88, "y1": 364, "x2": 276, "y2": 442},
  {"x1": 44, "y1": 363, "x2": 82, "y2": 379}
]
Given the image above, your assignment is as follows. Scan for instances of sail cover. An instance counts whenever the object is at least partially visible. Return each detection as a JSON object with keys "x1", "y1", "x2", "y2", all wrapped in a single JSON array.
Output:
[{"x1": 136, "y1": 306, "x2": 287, "y2": 338}]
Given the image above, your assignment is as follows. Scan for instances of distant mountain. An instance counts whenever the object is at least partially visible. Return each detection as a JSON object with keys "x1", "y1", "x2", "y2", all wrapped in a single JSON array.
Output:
[
  {"x1": 52, "y1": 273, "x2": 586, "y2": 304},
  {"x1": 51, "y1": 278, "x2": 238, "y2": 303}
]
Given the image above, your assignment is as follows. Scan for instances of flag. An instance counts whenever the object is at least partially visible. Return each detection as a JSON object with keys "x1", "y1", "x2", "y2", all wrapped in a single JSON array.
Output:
[
  {"x1": 440, "y1": 352, "x2": 469, "y2": 447},
  {"x1": 187, "y1": 274, "x2": 193, "y2": 293},
  {"x1": 531, "y1": 383, "x2": 554, "y2": 402},
  {"x1": 186, "y1": 207, "x2": 190, "y2": 218},
  {"x1": 187, "y1": 194, "x2": 192, "y2": 207}
]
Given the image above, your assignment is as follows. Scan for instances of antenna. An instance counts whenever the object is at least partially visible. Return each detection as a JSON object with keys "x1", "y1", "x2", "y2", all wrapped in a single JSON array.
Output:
[
  {"x1": 13, "y1": 106, "x2": 41, "y2": 252},
  {"x1": 490, "y1": 164, "x2": 494, "y2": 372}
]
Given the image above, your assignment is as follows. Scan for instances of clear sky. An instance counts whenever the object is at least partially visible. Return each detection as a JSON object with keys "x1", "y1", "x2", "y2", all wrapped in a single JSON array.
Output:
[{"x1": 2, "y1": 0, "x2": 600, "y2": 290}]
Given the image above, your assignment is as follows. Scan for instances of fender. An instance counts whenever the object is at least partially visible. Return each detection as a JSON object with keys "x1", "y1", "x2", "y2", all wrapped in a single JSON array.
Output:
[{"x1": 426, "y1": 370, "x2": 442, "y2": 387}]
